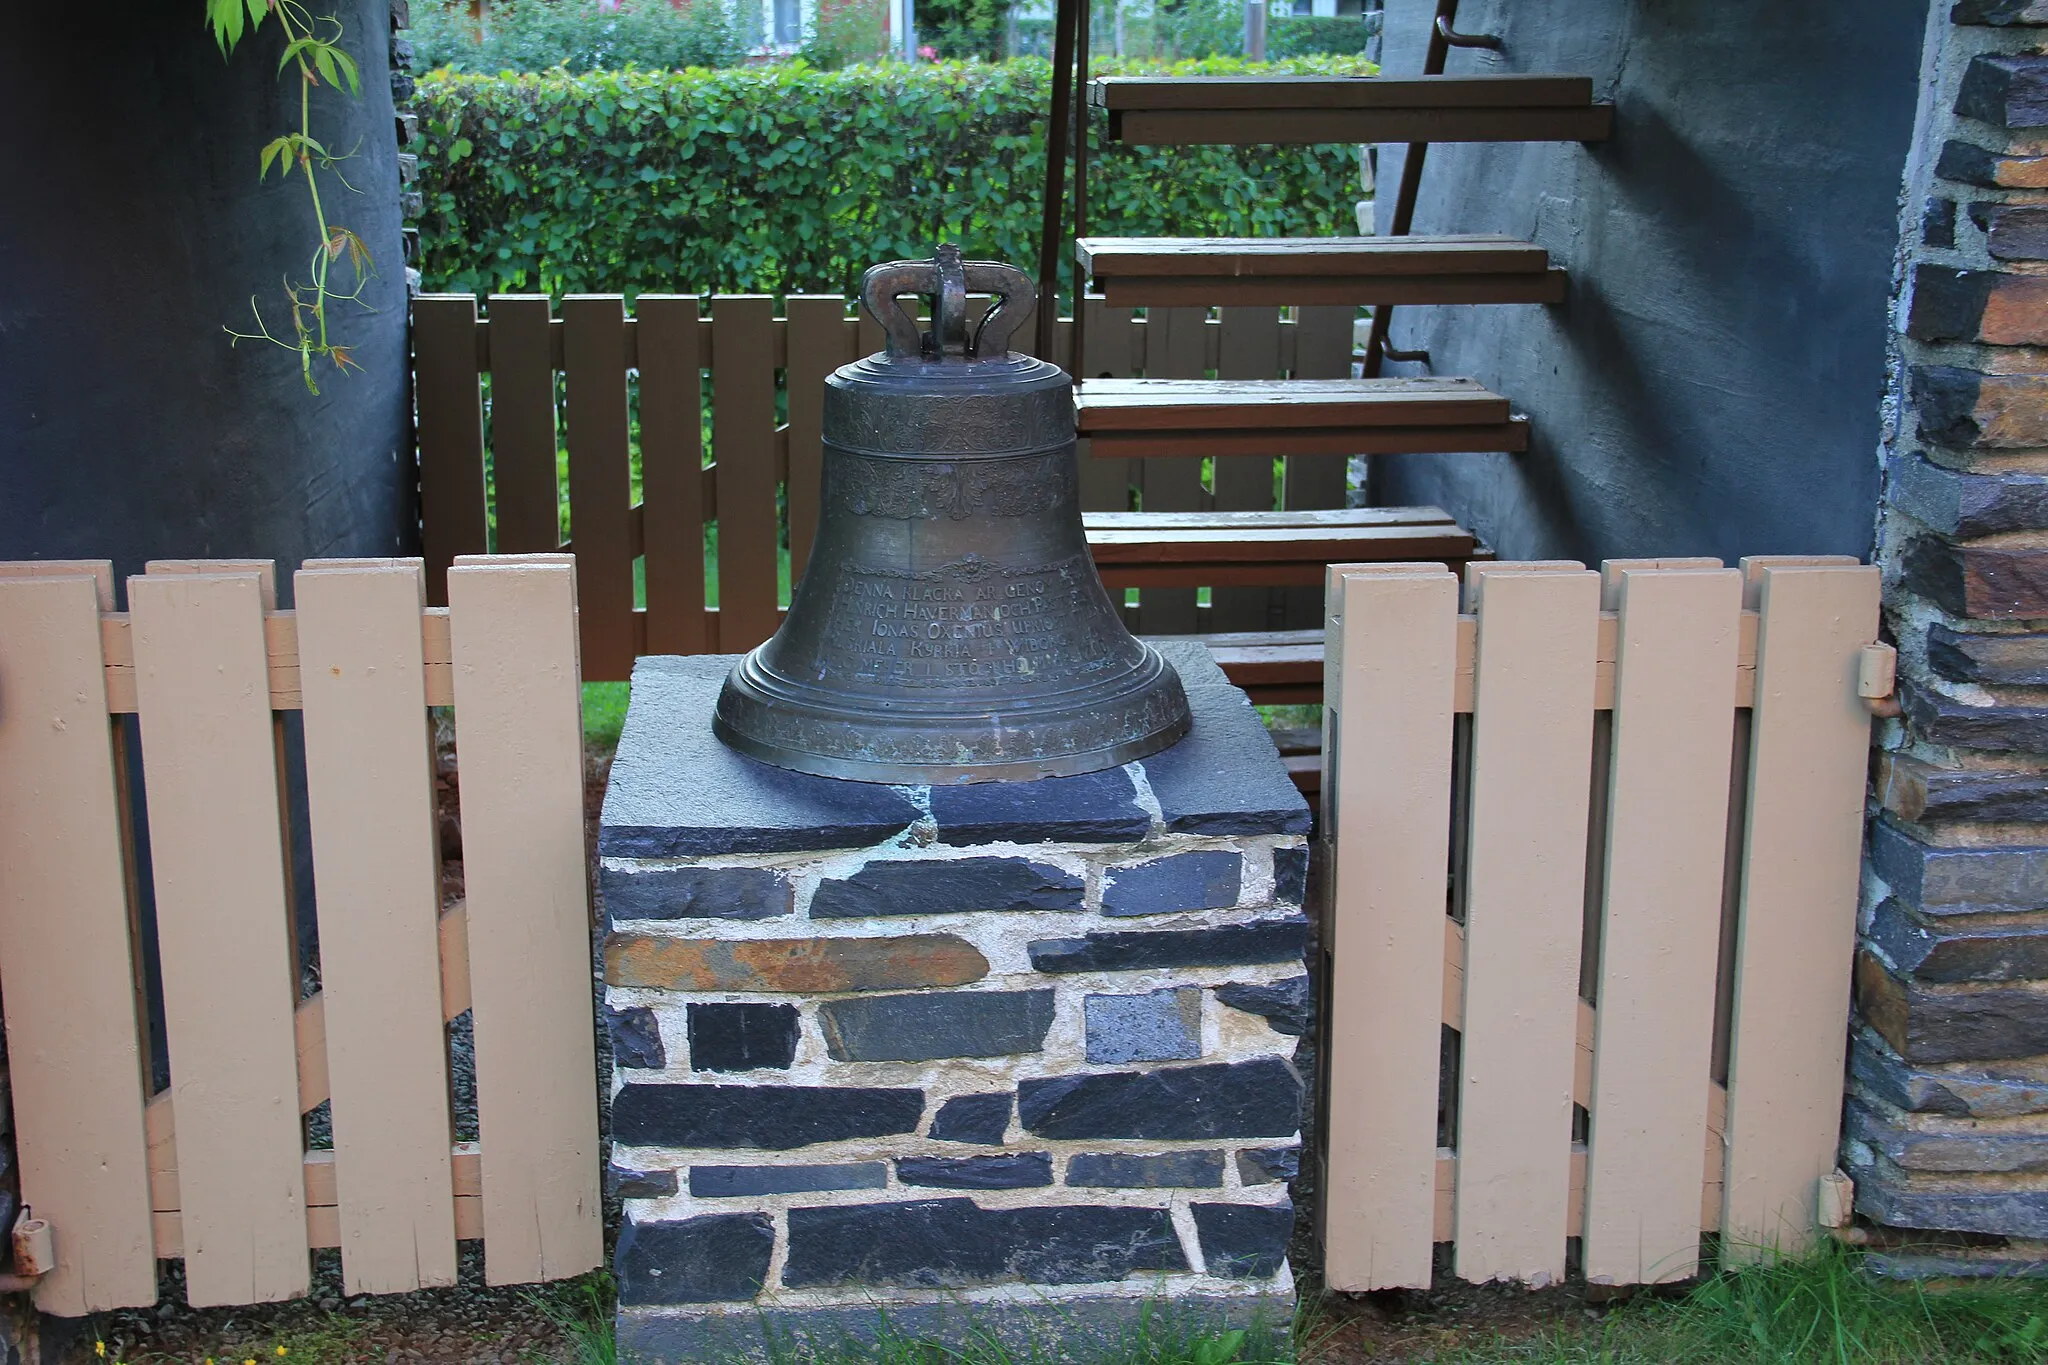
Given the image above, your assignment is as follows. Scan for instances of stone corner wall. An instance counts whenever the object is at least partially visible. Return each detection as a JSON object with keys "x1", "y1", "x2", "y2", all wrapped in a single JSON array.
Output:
[{"x1": 1856, "y1": 0, "x2": 2048, "y2": 1267}]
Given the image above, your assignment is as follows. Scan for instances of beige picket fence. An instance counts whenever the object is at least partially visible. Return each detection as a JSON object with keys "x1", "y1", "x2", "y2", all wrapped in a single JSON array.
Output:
[
  {"x1": 0, "y1": 556, "x2": 600, "y2": 1317},
  {"x1": 1318, "y1": 556, "x2": 1888, "y2": 1289},
  {"x1": 411, "y1": 293, "x2": 1357, "y2": 679}
]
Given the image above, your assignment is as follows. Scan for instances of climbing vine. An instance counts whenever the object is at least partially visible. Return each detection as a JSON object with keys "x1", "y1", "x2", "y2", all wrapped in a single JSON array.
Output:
[{"x1": 205, "y1": 0, "x2": 375, "y2": 393}]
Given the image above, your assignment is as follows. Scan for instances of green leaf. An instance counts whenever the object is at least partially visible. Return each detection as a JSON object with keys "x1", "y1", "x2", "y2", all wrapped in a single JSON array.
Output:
[{"x1": 258, "y1": 135, "x2": 293, "y2": 179}]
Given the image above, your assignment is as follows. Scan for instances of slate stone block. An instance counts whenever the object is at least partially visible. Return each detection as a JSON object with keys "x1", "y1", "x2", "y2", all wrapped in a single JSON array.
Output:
[
  {"x1": 1849, "y1": 1164, "x2": 2048, "y2": 1239},
  {"x1": 1235, "y1": 1148, "x2": 1300, "y2": 1185},
  {"x1": 1928, "y1": 625, "x2": 2048, "y2": 687},
  {"x1": 1889, "y1": 453, "x2": 2048, "y2": 540},
  {"x1": 1923, "y1": 196, "x2": 1957, "y2": 249},
  {"x1": 1976, "y1": 203, "x2": 2048, "y2": 262},
  {"x1": 607, "y1": 1005, "x2": 667, "y2": 1070},
  {"x1": 1869, "y1": 897, "x2": 2048, "y2": 983},
  {"x1": 1909, "y1": 368, "x2": 2048, "y2": 453},
  {"x1": 1018, "y1": 1057, "x2": 1303, "y2": 1140},
  {"x1": 1880, "y1": 753, "x2": 2048, "y2": 824},
  {"x1": 606, "y1": 931, "x2": 989, "y2": 992},
  {"x1": 1870, "y1": 816, "x2": 2048, "y2": 915},
  {"x1": 1851, "y1": 1033, "x2": 2048, "y2": 1118},
  {"x1": 600, "y1": 864, "x2": 791, "y2": 923},
  {"x1": 1847, "y1": 1099, "x2": 2048, "y2": 1175},
  {"x1": 687, "y1": 1002, "x2": 799, "y2": 1072},
  {"x1": 930, "y1": 1092, "x2": 1012, "y2": 1144},
  {"x1": 1140, "y1": 673, "x2": 1312, "y2": 837},
  {"x1": 821, "y1": 990, "x2": 1056, "y2": 1062},
  {"x1": 600, "y1": 656, "x2": 924, "y2": 857},
  {"x1": 1192, "y1": 1201, "x2": 1293, "y2": 1279},
  {"x1": 1908, "y1": 265, "x2": 2043, "y2": 346},
  {"x1": 1937, "y1": 140, "x2": 2048, "y2": 190},
  {"x1": 897, "y1": 1153, "x2": 1054, "y2": 1189},
  {"x1": 613, "y1": 1083, "x2": 925, "y2": 1149},
  {"x1": 609, "y1": 1164, "x2": 679, "y2": 1199},
  {"x1": 1029, "y1": 917, "x2": 1310, "y2": 973},
  {"x1": 1857, "y1": 953, "x2": 2048, "y2": 1064},
  {"x1": 811, "y1": 858, "x2": 1083, "y2": 919},
  {"x1": 689, "y1": 1163, "x2": 888, "y2": 1197},
  {"x1": 926, "y1": 767, "x2": 1151, "y2": 845},
  {"x1": 1900, "y1": 680, "x2": 2048, "y2": 749},
  {"x1": 1952, "y1": 0, "x2": 2048, "y2": 22},
  {"x1": 1101, "y1": 852, "x2": 1242, "y2": 917},
  {"x1": 1215, "y1": 976, "x2": 1312, "y2": 1036},
  {"x1": 1957, "y1": 53, "x2": 2048, "y2": 129},
  {"x1": 1085, "y1": 987, "x2": 1203, "y2": 1064},
  {"x1": 1067, "y1": 1150, "x2": 1224, "y2": 1188},
  {"x1": 1272, "y1": 846, "x2": 1308, "y2": 907},
  {"x1": 782, "y1": 1198, "x2": 1187, "y2": 1288},
  {"x1": 617, "y1": 1213, "x2": 775, "y2": 1304}
]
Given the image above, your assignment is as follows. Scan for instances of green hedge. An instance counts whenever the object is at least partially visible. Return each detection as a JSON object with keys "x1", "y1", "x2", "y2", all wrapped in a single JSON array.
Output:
[{"x1": 414, "y1": 56, "x2": 1373, "y2": 300}]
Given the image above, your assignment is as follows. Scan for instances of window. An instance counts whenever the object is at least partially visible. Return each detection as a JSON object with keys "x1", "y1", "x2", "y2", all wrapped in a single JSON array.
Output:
[{"x1": 774, "y1": 0, "x2": 802, "y2": 44}]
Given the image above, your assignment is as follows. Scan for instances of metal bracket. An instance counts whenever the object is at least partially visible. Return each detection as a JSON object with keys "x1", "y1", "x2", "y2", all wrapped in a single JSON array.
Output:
[
  {"x1": 1436, "y1": 15, "x2": 1504, "y2": 49},
  {"x1": 1381, "y1": 342, "x2": 1432, "y2": 365}
]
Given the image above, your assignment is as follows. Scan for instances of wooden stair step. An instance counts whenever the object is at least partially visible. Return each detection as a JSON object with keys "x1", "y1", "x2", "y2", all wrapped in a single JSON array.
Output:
[
  {"x1": 1077, "y1": 236, "x2": 1566, "y2": 307},
  {"x1": 1091, "y1": 74, "x2": 1614, "y2": 146},
  {"x1": 1142, "y1": 630, "x2": 1328, "y2": 706},
  {"x1": 1084, "y1": 507, "x2": 1482, "y2": 588},
  {"x1": 1076, "y1": 377, "x2": 1528, "y2": 457}
]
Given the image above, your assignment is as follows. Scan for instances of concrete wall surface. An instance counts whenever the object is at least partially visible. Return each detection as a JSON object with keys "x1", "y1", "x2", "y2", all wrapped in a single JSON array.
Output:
[{"x1": 1371, "y1": 0, "x2": 1929, "y2": 563}]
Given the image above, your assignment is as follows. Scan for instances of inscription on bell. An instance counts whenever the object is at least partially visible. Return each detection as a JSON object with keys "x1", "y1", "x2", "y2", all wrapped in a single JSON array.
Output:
[{"x1": 821, "y1": 555, "x2": 1121, "y2": 688}]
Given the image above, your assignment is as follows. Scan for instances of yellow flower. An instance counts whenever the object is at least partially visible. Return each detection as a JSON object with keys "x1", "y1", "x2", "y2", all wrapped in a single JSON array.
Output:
[
  {"x1": 277, "y1": 1350, "x2": 289, "y2": 1358},
  {"x1": 95, "y1": 1345, "x2": 106, "y2": 1359},
  {"x1": 244, "y1": 1357, "x2": 256, "y2": 1364}
]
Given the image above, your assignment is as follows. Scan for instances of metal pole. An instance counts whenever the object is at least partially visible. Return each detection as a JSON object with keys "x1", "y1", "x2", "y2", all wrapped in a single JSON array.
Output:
[
  {"x1": 1070, "y1": 0, "x2": 1092, "y2": 376},
  {"x1": 1243, "y1": 0, "x2": 1265, "y2": 61},
  {"x1": 903, "y1": 0, "x2": 916, "y2": 59},
  {"x1": 1363, "y1": 0, "x2": 1456, "y2": 376},
  {"x1": 1034, "y1": 0, "x2": 1081, "y2": 360}
]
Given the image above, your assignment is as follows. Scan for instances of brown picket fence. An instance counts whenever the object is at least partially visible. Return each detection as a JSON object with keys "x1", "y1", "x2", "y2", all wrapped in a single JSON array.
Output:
[
  {"x1": 0, "y1": 556, "x2": 600, "y2": 1316},
  {"x1": 1318, "y1": 556, "x2": 1889, "y2": 1289},
  {"x1": 411, "y1": 294, "x2": 1359, "y2": 680}
]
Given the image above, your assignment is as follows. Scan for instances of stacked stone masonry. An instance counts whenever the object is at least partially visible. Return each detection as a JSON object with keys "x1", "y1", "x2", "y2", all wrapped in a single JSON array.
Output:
[
  {"x1": 1859, "y1": 2, "x2": 2048, "y2": 1268},
  {"x1": 599, "y1": 646, "x2": 1309, "y2": 1356}
]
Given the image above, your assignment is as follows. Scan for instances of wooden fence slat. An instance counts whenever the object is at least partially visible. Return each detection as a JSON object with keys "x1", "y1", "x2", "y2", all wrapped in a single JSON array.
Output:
[
  {"x1": 445, "y1": 558, "x2": 601, "y2": 1284},
  {"x1": 1582, "y1": 567, "x2": 1742, "y2": 1285},
  {"x1": 637, "y1": 296, "x2": 709, "y2": 655},
  {"x1": 128, "y1": 571, "x2": 308, "y2": 1306},
  {"x1": 1135, "y1": 306, "x2": 1209, "y2": 634},
  {"x1": 1282, "y1": 305, "x2": 1356, "y2": 627},
  {"x1": 1320, "y1": 565, "x2": 1459, "y2": 1291},
  {"x1": 414, "y1": 296, "x2": 489, "y2": 605},
  {"x1": 712, "y1": 296, "x2": 782, "y2": 652},
  {"x1": 1454, "y1": 565, "x2": 1600, "y2": 1285},
  {"x1": 563, "y1": 295, "x2": 636, "y2": 681},
  {"x1": 1079, "y1": 296, "x2": 1138, "y2": 515},
  {"x1": 0, "y1": 574, "x2": 157, "y2": 1315},
  {"x1": 488, "y1": 296, "x2": 562, "y2": 555},
  {"x1": 786, "y1": 296, "x2": 855, "y2": 589},
  {"x1": 1211, "y1": 307, "x2": 1284, "y2": 632},
  {"x1": 294, "y1": 564, "x2": 458, "y2": 1294},
  {"x1": 1721, "y1": 562, "x2": 1879, "y2": 1260}
]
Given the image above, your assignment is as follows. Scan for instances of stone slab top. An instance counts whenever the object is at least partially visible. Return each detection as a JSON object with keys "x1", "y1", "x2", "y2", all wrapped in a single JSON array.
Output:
[{"x1": 599, "y1": 643, "x2": 1310, "y2": 859}]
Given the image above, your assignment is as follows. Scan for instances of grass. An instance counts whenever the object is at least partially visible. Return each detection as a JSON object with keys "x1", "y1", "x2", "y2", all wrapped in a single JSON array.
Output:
[
  {"x1": 1418, "y1": 1243, "x2": 2048, "y2": 1364},
  {"x1": 525, "y1": 1248, "x2": 2048, "y2": 1365}
]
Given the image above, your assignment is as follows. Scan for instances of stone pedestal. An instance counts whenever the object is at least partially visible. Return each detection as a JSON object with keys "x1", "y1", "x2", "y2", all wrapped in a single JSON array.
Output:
[{"x1": 598, "y1": 644, "x2": 1310, "y2": 1359}]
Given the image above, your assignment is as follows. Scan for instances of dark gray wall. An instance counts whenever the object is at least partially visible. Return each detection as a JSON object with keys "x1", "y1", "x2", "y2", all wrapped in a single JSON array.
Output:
[
  {"x1": 1371, "y1": 0, "x2": 1927, "y2": 563},
  {"x1": 0, "y1": 0, "x2": 415, "y2": 601}
]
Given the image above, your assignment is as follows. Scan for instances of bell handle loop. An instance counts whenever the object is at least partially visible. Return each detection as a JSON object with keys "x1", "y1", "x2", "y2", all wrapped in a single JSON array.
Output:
[
  {"x1": 962, "y1": 261, "x2": 1034, "y2": 360},
  {"x1": 858, "y1": 259, "x2": 932, "y2": 361}
]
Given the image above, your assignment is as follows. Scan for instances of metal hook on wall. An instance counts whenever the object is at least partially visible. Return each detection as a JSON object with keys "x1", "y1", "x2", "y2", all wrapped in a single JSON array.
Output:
[{"x1": 1435, "y1": 15, "x2": 1504, "y2": 49}]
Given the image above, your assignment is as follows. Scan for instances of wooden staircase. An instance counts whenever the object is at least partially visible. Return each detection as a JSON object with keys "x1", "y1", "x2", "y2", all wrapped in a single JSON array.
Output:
[
  {"x1": 1033, "y1": 4, "x2": 1608, "y2": 709},
  {"x1": 1091, "y1": 73, "x2": 1614, "y2": 147}
]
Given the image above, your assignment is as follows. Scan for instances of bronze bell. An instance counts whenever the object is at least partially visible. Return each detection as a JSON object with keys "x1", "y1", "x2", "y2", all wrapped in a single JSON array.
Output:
[{"x1": 713, "y1": 246, "x2": 1192, "y2": 783}]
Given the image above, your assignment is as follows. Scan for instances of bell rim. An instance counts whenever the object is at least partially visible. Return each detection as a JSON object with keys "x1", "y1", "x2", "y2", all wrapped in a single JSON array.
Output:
[{"x1": 710, "y1": 705, "x2": 1191, "y2": 786}]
